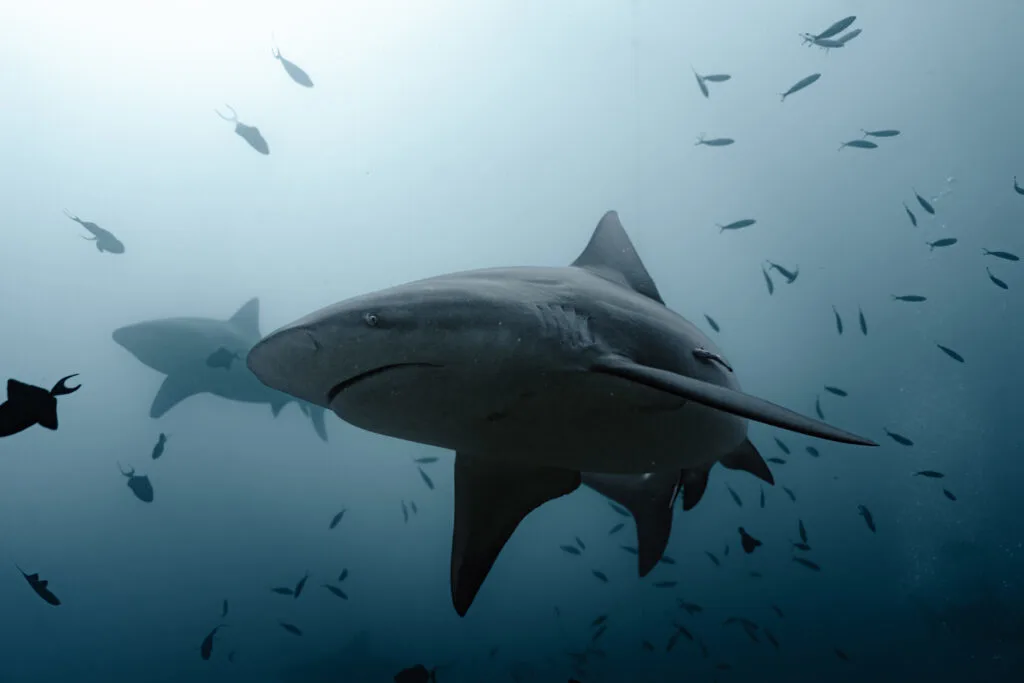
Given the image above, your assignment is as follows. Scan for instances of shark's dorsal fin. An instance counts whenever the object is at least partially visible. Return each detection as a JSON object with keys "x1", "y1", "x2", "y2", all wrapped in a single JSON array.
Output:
[
  {"x1": 228, "y1": 298, "x2": 261, "y2": 337},
  {"x1": 571, "y1": 211, "x2": 665, "y2": 304}
]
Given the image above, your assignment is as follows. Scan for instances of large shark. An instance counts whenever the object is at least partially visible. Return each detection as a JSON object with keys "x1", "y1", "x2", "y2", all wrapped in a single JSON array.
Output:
[
  {"x1": 112, "y1": 298, "x2": 328, "y2": 440},
  {"x1": 247, "y1": 210, "x2": 877, "y2": 615}
]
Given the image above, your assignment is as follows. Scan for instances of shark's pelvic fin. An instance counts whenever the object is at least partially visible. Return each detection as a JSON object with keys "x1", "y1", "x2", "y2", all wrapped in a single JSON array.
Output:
[
  {"x1": 571, "y1": 211, "x2": 665, "y2": 305},
  {"x1": 679, "y1": 467, "x2": 710, "y2": 511},
  {"x1": 151, "y1": 375, "x2": 204, "y2": 418},
  {"x1": 591, "y1": 356, "x2": 878, "y2": 447},
  {"x1": 229, "y1": 298, "x2": 261, "y2": 338},
  {"x1": 450, "y1": 454, "x2": 580, "y2": 616},
  {"x1": 583, "y1": 472, "x2": 679, "y2": 576},
  {"x1": 719, "y1": 439, "x2": 774, "y2": 485}
]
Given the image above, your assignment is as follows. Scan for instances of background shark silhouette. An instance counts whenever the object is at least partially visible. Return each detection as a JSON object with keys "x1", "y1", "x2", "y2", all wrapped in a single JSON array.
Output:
[{"x1": 112, "y1": 298, "x2": 328, "y2": 441}]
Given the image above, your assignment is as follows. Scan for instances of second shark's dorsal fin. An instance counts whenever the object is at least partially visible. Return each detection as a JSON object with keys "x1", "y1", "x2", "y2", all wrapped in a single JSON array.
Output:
[
  {"x1": 229, "y1": 298, "x2": 261, "y2": 337},
  {"x1": 571, "y1": 211, "x2": 665, "y2": 304}
]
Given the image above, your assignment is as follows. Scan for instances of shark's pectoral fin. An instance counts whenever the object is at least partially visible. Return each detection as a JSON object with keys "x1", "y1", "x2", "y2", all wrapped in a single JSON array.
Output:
[
  {"x1": 582, "y1": 472, "x2": 679, "y2": 576},
  {"x1": 679, "y1": 467, "x2": 710, "y2": 510},
  {"x1": 719, "y1": 439, "x2": 774, "y2": 485},
  {"x1": 451, "y1": 454, "x2": 580, "y2": 616},
  {"x1": 151, "y1": 375, "x2": 202, "y2": 418},
  {"x1": 591, "y1": 356, "x2": 877, "y2": 447}
]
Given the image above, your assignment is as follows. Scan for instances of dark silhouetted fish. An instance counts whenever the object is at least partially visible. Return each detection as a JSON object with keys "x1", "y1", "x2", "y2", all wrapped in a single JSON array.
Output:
[
  {"x1": 928, "y1": 238, "x2": 957, "y2": 250},
  {"x1": 805, "y1": 15, "x2": 856, "y2": 43},
  {"x1": 902, "y1": 202, "x2": 918, "y2": 226},
  {"x1": 695, "y1": 134, "x2": 734, "y2": 146},
  {"x1": 824, "y1": 386, "x2": 847, "y2": 397},
  {"x1": 1015, "y1": 176, "x2": 1024, "y2": 195},
  {"x1": 206, "y1": 347, "x2": 240, "y2": 370},
  {"x1": 858, "y1": 505, "x2": 876, "y2": 532},
  {"x1": 608, "y1": 501, "x2": 629, "y2": 517},
  {"x1": 837, "y1": 28, "x2": 862, "y2": 44},
  {"x1": 560, "y1": 544, "x2": 581, "y2": 556},
  {"x1": 576, "y1": 536, "x2": 586, "y2": 551},
  {"x1": 986, "y1": 268, "x2": 1009, "y2": 290},
  {"x1": 272, "y1": 42, "x2": 314, "y2": 87},
  {"x1": 200, "y1": 624, "x2": 226, "y2": 660},
  {"x1": 151, "y1": 432, "x2": 168, "y2": 460},
  {"x1": 415, "y1": 456, "x2": 440, "y2": 464},
  {"x1": 619, "y1": 545, "x2": 638, "y2": 555},
  {"x1": 793, "y1": 557, "x2": 821, "y2": 572},
  {"x1": 717, "y1": 219, "x2": 756, "y2": 232},
  {"x1": 659, "y1": 554, "x2": 676, "y2": 565},
  {"x1": 915, "y1": 470, "x2": 945, "y2": 478},
  {"x1": 774, "y1": 438, "x2": 790, "y2": 454},
  {"x1": 338, "y1": 568, "x2": 349, "y2": 582},
  {"x1": 759, "y1": 486, "x2": 765, "y2": 508},
  {"x1": 766, "y1": 261, "x2": 799, "y2": 283},
  {"x1": 982, "y1": 248, "x2": 1020, "y2": 261},
  {"x1": 798, "y1": 520, "x2": 808, "y2": 544},
  {"x1": 815, "y1": 396, "x2": 825, "y2": 419},
  {"x1": 608, "y1": 522, "x2": 624, "y2": 535},
  {"x1": 943, "y1": 489, "x2": 957, "y2": 501},
  {"x1": 653, "y1": 580, "x2": 677, "y2": 588},
  {"x1": 782, "y1": 486, "x2": 796, "y2": 502},
  {"x1": 858, "y1": 308, "x2": 867, "y2": 335},
  {"x1": 861, "y1": 129, "x2": 900, "y2": 138},
  {"x1": 705, "y1": 551, "x2": 720, "y2": 567},
  {"x1": 914, "y1": 190, "x2": 935, "y2": 215},
  {"x1": 15, "y1": 564, "x2": 61, "y2": 606},
  {"x1": 792, "y1": 542, "x2": 811, "y2": 551},
  {"x1": 838, "y1": 139, "x2": 877, "y2": 151},
  {"x1": 883, "y1": 428, "x2": 913, "y2": 446},
  {"x1": 692, "y1": 67, "x2": 709, "y2": 98},
  {"x1": 703, "y1": 74, "x2": 731, "y2": 82},
  {"x1": 780, "y1": 73, "x2": 820, "y2": 101},
  {"x1": 762, "y1": 266, "x2": 775, "y2": 295},
  {"x1": 0, "y1": 374, "x2": 80, "y2": 438},
  {"x1": 293, "y1": 571, "x2": 309, "y2": 599},
  {"x1": 61, "y1": 210, "x2": 125, "y2": 253},
  {"x1": 279, "y1": 621, "x2": 303, "y2": 636},
  {"x1": 271, "y1": 586, "x2": 294, "y2": 595},
  {"x1": 678, "y1": 599, "x2": 703, "y2": 615},
  {"x1": 591, "y1": 614, "x2": 607, "y2": 627},
  {"x1": 738, "y1": 527, "x2": 762, "y2": 554},
  {"x1": 118, "y1": 462, "x2": 154, "y2": 503},
  {"x1": 832, "y1": 306, "x2": 843, "y2": 335},
  {"x1": 323, "y1": 584, "x2": 348, "y2": 600},
  {"x1": 329, "y1": 508, "x2": 346, "y2": 529},
  {"x1": 221, "y1": 599, "x2": 228, "y2": 617},
  {"x1": 767, "y1": 457, "x2": 786, "y2": 464},
  {"x1": 771, "y1": 604, "x2": 784, "y2": 618},
  {"x1": 592, "y1": 570, "x2": 609, "y2": 583},
  {"x1": 764, "y1": 627, "x2": 780, "y2": 650},
  {"x1": 401, "y1": 500, "x2": 409, "y2": 523},
  {"x1": 409, "y1": 500, "x2": 418, "y2": 514},
  {"x1": 725, "y1": 484, "x2": 743, "y2": 507},
  {"x1": 418, "y1": 467, "x2": 435, "y2": 490},
  {"x1": 215, "y1": 105, "x2": 269, "y2": 155},
  {"x1": 394, "y1": 663, "x2": 437, "y2": 683},
  {"x1": 936, "y1": 343, "x2": 964, "y2": 363},
  {"x1": 892, "y1": 294, "x2": 927, "y2": 302},
  {"x1": 703, "y1": 314, "x2": 720, "y2": 332},
  {"x1": 835, "y1": 648, "x2": 850, "y2": 661}
]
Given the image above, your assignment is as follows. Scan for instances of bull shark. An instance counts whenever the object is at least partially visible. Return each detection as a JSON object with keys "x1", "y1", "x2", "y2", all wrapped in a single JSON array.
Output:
[
  {"x1": 112, "y1": 298, "x2": 328, "y2": 441},
  {"x1": 247, "y1": 210, "x2": 877, "y2": 615}
]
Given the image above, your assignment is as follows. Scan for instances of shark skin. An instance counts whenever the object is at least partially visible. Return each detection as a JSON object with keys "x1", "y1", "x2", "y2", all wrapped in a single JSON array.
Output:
[
  {"x1": 112, "y1": 298, "x2": 328, "y2": 441},
  {"x1": 247, "y1": 210, "x2": 877, "y2": 615}
]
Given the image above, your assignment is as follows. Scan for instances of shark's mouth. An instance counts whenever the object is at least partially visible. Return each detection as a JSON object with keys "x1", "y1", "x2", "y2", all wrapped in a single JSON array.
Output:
[{"x1": 326, "y1": 362, "x2": 442, "y2": 403}]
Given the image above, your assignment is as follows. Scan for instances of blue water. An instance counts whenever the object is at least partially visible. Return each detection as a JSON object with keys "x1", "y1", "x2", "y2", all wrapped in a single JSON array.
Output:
[{"x1": 2, "y1": 1, "x2": 1023, "y2": 681}]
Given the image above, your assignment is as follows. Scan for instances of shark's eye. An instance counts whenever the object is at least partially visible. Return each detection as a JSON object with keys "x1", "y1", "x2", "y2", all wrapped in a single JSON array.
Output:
[{"x1": 363, "y1": 313, "x2": 379, "y2": 327}]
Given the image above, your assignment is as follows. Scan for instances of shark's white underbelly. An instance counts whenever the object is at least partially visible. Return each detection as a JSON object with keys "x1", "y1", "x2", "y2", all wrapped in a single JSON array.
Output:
[{"x1": 331, "y1": 366, "x2": 747, "y2": 473}]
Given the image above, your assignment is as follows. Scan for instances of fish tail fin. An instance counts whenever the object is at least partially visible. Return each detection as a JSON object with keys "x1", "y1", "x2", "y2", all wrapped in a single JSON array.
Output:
[
  {"x1": 981, "y1": 248, "x2": 991, "y2": 255},
  {"x1": 860, "y1": 129, "x2": 868, "y2": 137}
]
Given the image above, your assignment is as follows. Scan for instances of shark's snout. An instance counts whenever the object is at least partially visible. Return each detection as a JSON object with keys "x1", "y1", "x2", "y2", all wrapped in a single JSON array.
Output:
[{"x1": 247, "y1": 325, "x2": 325, "y2": 406}]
